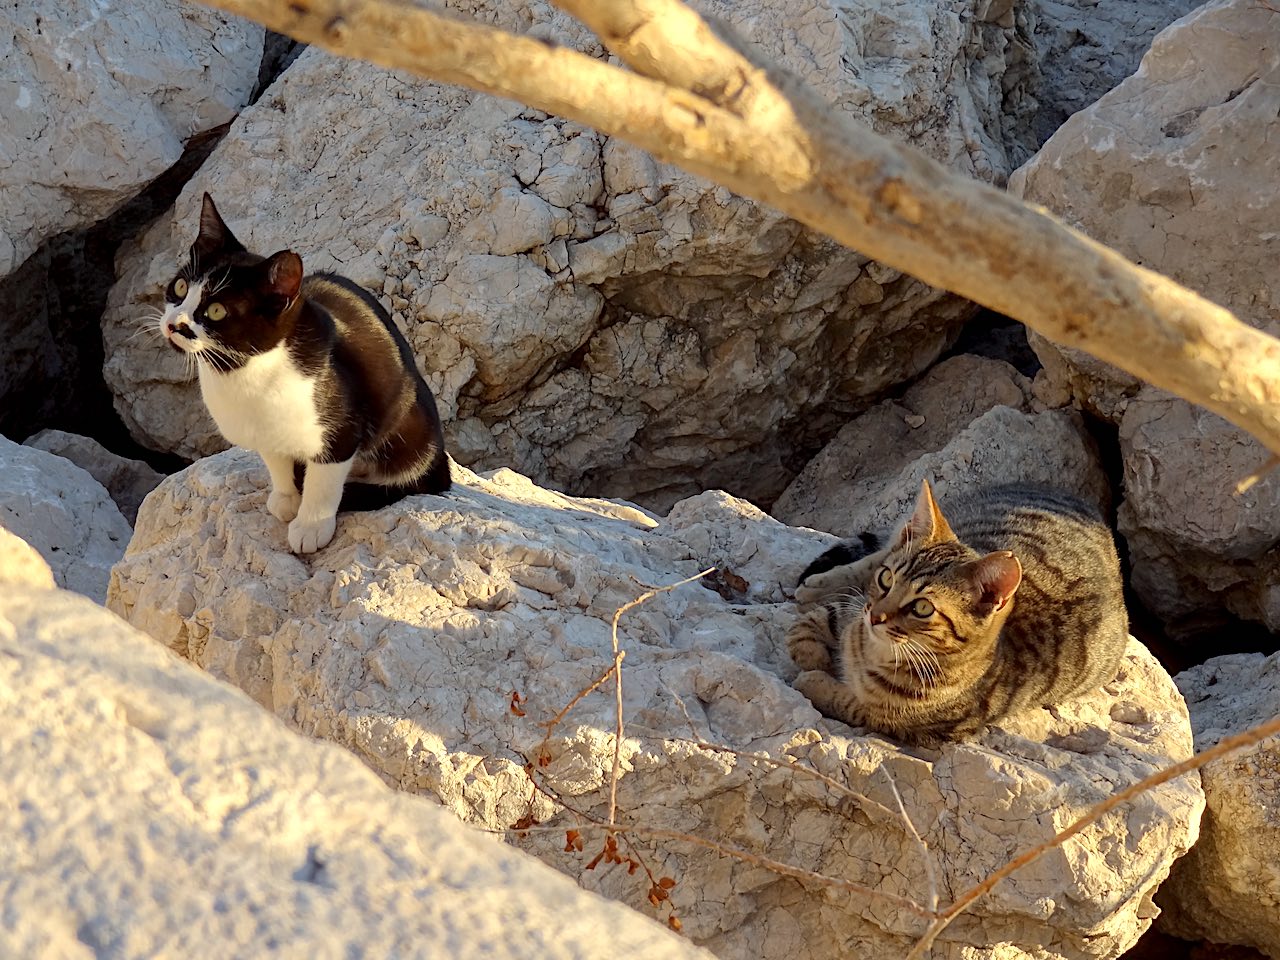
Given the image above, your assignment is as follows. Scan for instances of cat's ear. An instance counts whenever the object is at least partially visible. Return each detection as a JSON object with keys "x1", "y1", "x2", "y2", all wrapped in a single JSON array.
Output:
[
  {"x1": 895, "y1": 479, "x2": 956, "y2": 548},
  {"x1": 261, "y1": 250, "x2": 304, "y2": 303},
  {"x1": 192, "y1": 193, "x2": 246, "y2": 260},
  {"x1": 967, "y1": 551, "x2": 1023, "y2": 615}
]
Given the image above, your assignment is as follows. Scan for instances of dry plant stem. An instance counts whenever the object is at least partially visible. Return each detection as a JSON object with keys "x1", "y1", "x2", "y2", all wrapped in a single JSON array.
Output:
[
  {"x1": 524, "y1": 768, "x2": 938, "y2": 921},
  {"x1": 884, "y1": 769, "x2": 939, "y2": 916},
  {"x1": 202, "y1": 0, "x2": 1280, "y2": 460},
  {"x1": 1236, "y1": 453, "x2": 1280, "y2": 494},
  {"x1": 903, "y1": 710, "x2": 1280, "y2": 960},
  {"x1": 538, "y1": 663, "x2": 618, "y2": 738},
  {"x1": 608, "y1": 568, "x2": 716, "y2": 824},
  {"x1": 668, "y1": 692, "x2": 902, "y2": 824}
]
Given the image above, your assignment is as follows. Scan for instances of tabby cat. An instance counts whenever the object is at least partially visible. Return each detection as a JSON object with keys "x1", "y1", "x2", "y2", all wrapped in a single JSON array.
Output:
[
  {"x1": 787, "y1": 480, "x2": 1128, "y2": 745},
  {"x1": 158, "y1": 194, "x2": 450, "y2": 554}
]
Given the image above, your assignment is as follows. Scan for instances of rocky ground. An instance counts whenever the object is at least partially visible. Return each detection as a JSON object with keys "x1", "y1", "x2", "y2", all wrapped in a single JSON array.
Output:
[{"x1": 1, "y1": 0, "x2": 1277, "y2": 958}]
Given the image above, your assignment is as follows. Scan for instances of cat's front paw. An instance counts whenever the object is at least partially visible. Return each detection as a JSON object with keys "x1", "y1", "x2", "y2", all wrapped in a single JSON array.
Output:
[
  {"x1": 792, "y1": 669, "x2": 840, "y2": 712},
  {"x1": 786, "y1": 610, "x2": 835, "y2": 673},
  {"x1": 267, "y1": 488, "x2": 302, "y2": 523},
  {"x1": 288, "y1": 514, "x2": 337, "y2": 554}
]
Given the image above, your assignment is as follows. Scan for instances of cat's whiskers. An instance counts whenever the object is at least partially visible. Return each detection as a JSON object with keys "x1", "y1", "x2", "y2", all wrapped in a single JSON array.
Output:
[
  {"x1": 904, "y1": 637, "x2": 942, "y2": 689},
  {"x1": 123, "y1": 317, "x2": 165, "y2": 346}
]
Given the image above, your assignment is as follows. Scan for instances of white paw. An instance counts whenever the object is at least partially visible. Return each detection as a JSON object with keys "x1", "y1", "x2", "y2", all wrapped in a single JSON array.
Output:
[
  {"x1": 288, "y1": 514, "x2": 337, "y2": 554},
  {"x1": 267, "y1": 488, "x2": 302, "y2": 523}
]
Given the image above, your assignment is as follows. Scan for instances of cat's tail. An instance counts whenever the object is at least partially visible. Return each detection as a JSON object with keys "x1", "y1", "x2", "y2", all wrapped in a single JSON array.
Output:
[
  {"x1": 797, "y1": 531, "x2": 881, "y2": 586},
  {"x1": 338, "y1": 455, "x2": 451, "y2": 513}
]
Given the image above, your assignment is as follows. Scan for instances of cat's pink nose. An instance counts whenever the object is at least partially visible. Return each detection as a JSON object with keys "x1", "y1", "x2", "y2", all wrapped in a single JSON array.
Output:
[{"x1": 869, "y1": 610, "x2": 889, "y2": 625}]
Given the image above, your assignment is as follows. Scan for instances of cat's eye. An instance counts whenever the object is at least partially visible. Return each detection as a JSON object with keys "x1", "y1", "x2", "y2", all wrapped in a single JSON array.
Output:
[
  {"x1": 205, "y1": 302, "x2": 227, "y2": 321},
  {"x1": 908, "y1": 598, "x2": 935, "y2": 618},
  {"x1": 173, "y1": 278, "x2": 188, "y2": 298},
  {"x1": 876, "y1": 566, "x2": 894, "y2": 591}
]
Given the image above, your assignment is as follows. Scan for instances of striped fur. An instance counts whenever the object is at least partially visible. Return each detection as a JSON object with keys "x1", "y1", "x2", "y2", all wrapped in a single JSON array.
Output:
[{"x1": 787, "y1": 480, "x2": 1128, "y2": 745}]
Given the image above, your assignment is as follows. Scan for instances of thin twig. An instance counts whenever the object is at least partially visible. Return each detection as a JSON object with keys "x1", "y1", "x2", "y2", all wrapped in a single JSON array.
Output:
[
  {"x1": 903, "y1": 711, "x2": 1280, "y2": 959},
  {"x1": 524, "y1": 768, "x2": 938, "y2": 920},
  {"x1": 607, "y1": 568, "x2": 715, "y2": 825},
  {"x1": 883, "y1": 767, "x2": 939, "y2": 916},
  {"x1": 1236, "y1": 453, "x2": 1280, "y2": 494},
  {"x1": 668, "y1": 691, "x2": 902, "y2": 824}
]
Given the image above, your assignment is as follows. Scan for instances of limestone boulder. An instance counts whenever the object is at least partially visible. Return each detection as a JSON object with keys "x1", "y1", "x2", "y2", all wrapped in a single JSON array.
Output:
[
  {"x1": 1157, "y1": 652, "x2": 1280, "y2": 957},
  {"x1": 0, "y1": 526, "x2": 55, "y2": 592},
  {"x1": 1021, "y1": 0, "x2": 1205, "y2": 156},
  {"x1": 0, "y1": 433, "x2": 130, "y2": 602},
  {"x1": 0, "y1": 586, "x2": 711, "y2": 960},
  {"x1": 0, "y1": 1, "x2": 262, "y2": 279},
  {"x1": 102, "y1": 0, "x2": 1056, "y2": 510},
  {"x1": 24, "y1": 429, "x2": 165, "y2": 524},
  {"x1": 772, "y1": 354, "x2": 1109, "y2": 536},
  {"x1": 1009, "y1": 0, "x2": 1280, "y2": 634},
  {"x1": 110, "y1": 447, "x2": 1203, "y2": 960}
]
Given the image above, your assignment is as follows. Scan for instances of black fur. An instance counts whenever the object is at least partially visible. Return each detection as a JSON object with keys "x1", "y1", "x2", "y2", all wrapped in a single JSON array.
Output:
[
  {"x1": 798, "y1": 531, "x2": 882, "y2": 586},
  {"x1": 176, "y1": 194, "x2": 450, "y2": 509}
]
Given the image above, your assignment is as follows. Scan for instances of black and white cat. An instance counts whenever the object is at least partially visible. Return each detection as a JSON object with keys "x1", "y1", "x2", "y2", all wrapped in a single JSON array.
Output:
[{"x1": 159, "y1": 194, "x2": 450, "y2": 553}]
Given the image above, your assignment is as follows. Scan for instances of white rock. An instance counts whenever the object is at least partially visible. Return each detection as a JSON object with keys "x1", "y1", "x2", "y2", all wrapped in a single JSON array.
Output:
[
  {"x1": 109, "y1": 447, "x2": 1204, "y2": 960},
  {"x1": 24, "y1": 429, "x2": 164, "y2": 524},
  {"x1": 102, "y1": 0, "x2": 1055, "y2": 509},
  {"x1": 1008, "y1": 0, "x2": 1280, "y2": 634},
  {"x1": 0, "y1": 1, "x2": 262, "y2": 278},
  {"x1": 0, "y1": 433, "x2": 130, "y2": 602},
  {"x1": 773, "y1": 355, "x2": 1109, "y2": 536},
  {"x1": 0, "y1": 527, "x2": 55, "y2": 591},
  {"x1": 1157, "y1": 652, "x2": 1280, "y2": 957},
  {"x1": 0, "y1": 585, "x2": 711, "y2": 960}
]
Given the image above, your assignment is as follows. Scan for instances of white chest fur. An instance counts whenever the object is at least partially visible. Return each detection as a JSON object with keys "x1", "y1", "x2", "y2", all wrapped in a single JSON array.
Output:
[{"x1": 198, "y1": 346, "x2": 327, "y2": 459}]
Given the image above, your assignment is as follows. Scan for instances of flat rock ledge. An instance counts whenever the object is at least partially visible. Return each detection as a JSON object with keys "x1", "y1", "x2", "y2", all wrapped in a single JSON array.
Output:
[
  {"x1": 0, "y1": 580, "x2": 709, "y2": 960},
  {"x1": 110, "y1": 448, "x2": 1205, "y2": 960}
]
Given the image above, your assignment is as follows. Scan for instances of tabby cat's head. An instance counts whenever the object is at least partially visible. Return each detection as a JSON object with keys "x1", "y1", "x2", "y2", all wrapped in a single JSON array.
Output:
[
  {"x1": 861, "y1": 480, "x2": 1023, "y2": 670},
  {"x1": 159, "y1": 194, "x2": 304, "y2": 366}
]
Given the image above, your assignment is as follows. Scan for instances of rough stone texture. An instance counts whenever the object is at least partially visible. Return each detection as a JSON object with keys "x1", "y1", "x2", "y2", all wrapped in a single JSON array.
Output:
[
  {"x1": 1023, "y1": 0, "x2": 1205, "y2": 156},
  {"x1": 0, "y1": 433, "x2": 130, "y2": 602},
  {"x1": 1009, "y1": 0, "x2": 1280, "y2": 634},
  {"x1": 110, "y1": 447, "x2": 1203, "y2": 960},
  {"x1": 0, "y1": 526, "x2": 55, "y2": 591},
  {"x1": 0, "y1": 1, "x2": 263, "y2": 279},
  {"x1": 771, "y1": 355, "x2": 1109, "y2": 536},
  {"x1": 24, "y1": 429, "x2": 165, "y2": 524},
  {"x1": 1157, "y1": 652, "x2": 1280, "y2": 958},
  {"x1": 0, "y1": 587, "x2": 712, "y2": 960},
  {"x1": 101, "y1": 0, "x2": 1059, "y2": 510}
]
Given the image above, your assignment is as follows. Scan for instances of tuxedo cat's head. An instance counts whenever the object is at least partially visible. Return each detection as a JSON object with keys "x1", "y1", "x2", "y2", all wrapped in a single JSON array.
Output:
[{"x1": 160, "y1": 194, "x2": 304, "y2": 367}]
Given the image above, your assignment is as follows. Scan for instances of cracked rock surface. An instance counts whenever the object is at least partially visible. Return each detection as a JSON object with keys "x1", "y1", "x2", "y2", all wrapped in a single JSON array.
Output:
[
  {"x1": 1010, "y1": 0, "x2": 1280, "y2": 636},
  {"x1": 110, "y1": 447, "x2": 1204, "y2": 960},
  {"x1": 0, "y1": 0, "x2": 262, "y2": 279},
  {"x1": 101, "y1": 0, "x2": 1059, "y2": 509},
  {"x1": 0, "y1": 575, "x2": 710, "y2": 960}
]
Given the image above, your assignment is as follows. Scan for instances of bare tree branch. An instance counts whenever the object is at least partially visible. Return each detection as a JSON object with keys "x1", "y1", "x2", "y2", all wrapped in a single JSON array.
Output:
[{"x1": 202, "y1": 0, "x2": 1280, "y2": 460}]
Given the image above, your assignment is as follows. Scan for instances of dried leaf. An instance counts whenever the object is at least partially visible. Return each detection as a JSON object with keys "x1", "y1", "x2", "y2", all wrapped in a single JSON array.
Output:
[
  {"x1": 509, "y1": 690, "x2": 526, "y2": 717},
  {"x1": 658, "y1": 876, "x2": 676, "y2": 889},
  {"x1": 668, "y1": 916, "x2": 683, "y2": 933}
]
